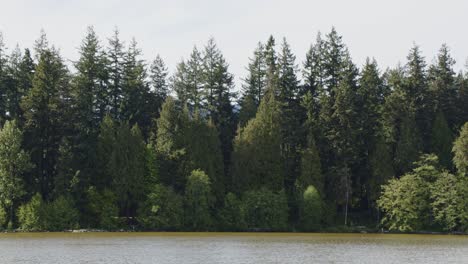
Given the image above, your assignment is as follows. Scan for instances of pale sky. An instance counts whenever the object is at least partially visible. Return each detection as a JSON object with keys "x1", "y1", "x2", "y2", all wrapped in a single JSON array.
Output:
[{"x1": 1, "y1": 0, "x2": 467, "y2": 87}]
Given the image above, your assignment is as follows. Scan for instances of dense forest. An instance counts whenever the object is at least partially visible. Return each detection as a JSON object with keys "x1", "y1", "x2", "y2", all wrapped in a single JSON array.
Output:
[{"x1": 0, "y1": 26, "x2": 466, "y2": 233}]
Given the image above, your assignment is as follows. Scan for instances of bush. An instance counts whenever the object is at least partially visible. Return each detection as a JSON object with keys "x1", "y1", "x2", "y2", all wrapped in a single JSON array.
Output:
[
  {"x1": 87, "y1": 187, "x2": 119, "y2": 230},
  {"x1": 18, "y1": 193, "x2": 44, "y2": 231},
  {"x1": 138, "y1": 184, "x2": 183, "y2": 230},
  {"x1": 300, "y1": 185, "x2": 322, "y2": 231},
  {"x1": 0, "y1": 206, "x2": 6, "y2": 229},
  {"x1": 242, "y1": 188, "x2": 288, "y2": 231},
  {"x1": 43, "y1": 195, "x2": 79, "y2": 231},
  {"x1": 219, "y1": 192, "x2": 245, "y2": 231},
  {"x1": 184, "y1": 169, "x2": 214, "y2": 230}
]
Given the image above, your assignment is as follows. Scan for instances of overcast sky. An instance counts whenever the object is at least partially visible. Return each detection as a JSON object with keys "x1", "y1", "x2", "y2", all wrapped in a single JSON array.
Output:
[{"x1": 1, "y1": 0, "x2": 467, "y2": 87}]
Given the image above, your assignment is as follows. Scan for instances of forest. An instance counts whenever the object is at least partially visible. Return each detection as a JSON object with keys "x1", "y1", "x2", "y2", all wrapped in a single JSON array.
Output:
[{"x1": 0, "y1": 26, "x2": 466, "y2": 233}]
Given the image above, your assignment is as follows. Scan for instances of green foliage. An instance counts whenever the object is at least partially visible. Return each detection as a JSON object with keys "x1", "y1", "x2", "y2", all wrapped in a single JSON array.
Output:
[
  {"x1": 138, "y1": 184, "x2": 183, "y2": 230},
  {"x1": 430, "y1": 172, "x2": 468, "y2": 232},
  {"x1": 21, "y1": 47, "x2": 70, "y2": 199},
  {"x1": 231, "y1": 91, "x2": 284, "y2": 192},
  {"x1": 431, "y1": 111, "x2": 453, "y2": 169},
  {"x1": 298, "y1": 137, "x2": 323, "y2": 194},
  {"x1": 378, "y1": 154, "x2": 442, "y2": 232},
  {"x1": 86, "y1": 187, "x2": 119, "y2": 230},
  {"x1": 154, "y1": 97, "x2": 189, "y2": 191},
  {"x1": 184, "y1": 169, "x2": 214, "y2": 230},
  {"x1": 0, "y1": 120, "x2": 32, "y2": 225},
  {"x1": 18, "y1": 193, "x2": 44, "y2": 231},
  {"x1": 42, "y1": 195, "x2": 79, "y2": 231},
  {"x1": 378, "y1": 174, "x2": 428, "y2": 232},
  {"x1": 0, "y1": 28, "x2": 467, "y2": 233},
  {"x1": 369, "y1": 135, "x2": 395, "y2": 203},
  {"x1": 0, "y1": 206, "x2": 7, "y2": 229},
  {"x1": 300, "y1": 185, "x2": 322, "y2": 231},
  {"x1": 219, "y1": 192, "x2": 245, "y2": 231},
  {"x1": 452, "y1": 122, "x2": 468, "y2": 175},
  {"x1": 242, "y1": 188, "x2": 288, "y2": 231}
]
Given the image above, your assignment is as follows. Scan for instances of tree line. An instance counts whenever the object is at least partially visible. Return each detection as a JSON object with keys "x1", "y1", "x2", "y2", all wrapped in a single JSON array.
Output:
[{"x1": 0, "y1": 27, "x2": 466, "y2": 232}]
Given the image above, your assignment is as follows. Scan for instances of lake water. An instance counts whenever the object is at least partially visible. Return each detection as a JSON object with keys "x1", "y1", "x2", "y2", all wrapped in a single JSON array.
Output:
[{"x1": 0, "y1": 232, "x2": 466, "y2": 263}]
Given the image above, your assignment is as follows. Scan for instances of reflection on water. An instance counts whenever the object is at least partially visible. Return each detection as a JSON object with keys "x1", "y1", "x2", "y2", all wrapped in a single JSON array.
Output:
[{"x1": 0, "y1": 232, "x2": 466, "y2": 263}]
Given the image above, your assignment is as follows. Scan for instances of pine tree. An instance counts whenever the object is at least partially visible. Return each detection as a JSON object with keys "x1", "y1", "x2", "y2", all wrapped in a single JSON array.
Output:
[
  {"x1": 184, "y1": 47, "x2": 204, "y2": 111},
  {"x1": 71, "y1": 27, "x2": 108, "y2": 189},
  {"x1": 277, "y1": 38, "x2": 303, "y2": 203},
  {"x1": 428, "y1": 44, "x2": 457, "y2": 128},
  {"x1": 231, "y1": 90, "x2": 283, "y2": 192},
  {"x1": 455, "y1": 73, "x2": 468, "y2": 128},
  {"x1": 302, "y1": 33, "x2": 326, "y2": 97},
  {"x1": 21, "y1": 48, "x2": 70, "y2": 199},
  {"x1": 201, "y1": 38, "x2": 235, "y2": 181},
  {"x1": 405, "y1": 45, "x2": 432, "y2": 151},
  {"x1": 154, "y1": 97, "x2": 190, "y2": 191},
  {"x1": 110, "y1": 123, "x2": 147, "y2": 219},
  {"x1": 121, "y1": 38, "x2": 153, "y2": 137},
  {"x1": 107, "y1": 29, "x2": 124, "y2": 120},
  {"x1": 382, "y1": 69, "x2": 422, "y2": 175},
  {"x1": 239, "y1": 42, "x2": 266, "y2": 125},
  {"x1": 94, "y1": 115, "x2": 116, "y2": 189},
  {"x1": 264, "y1": 36, "x2": 278, "y2": 93},
  {"x1": 431, "y1": 111, "x2": 453, "y2": 169},
  {"x1": 150, "y1": 54, "x2": 169, "y2": 110},
  {"x1": 0, "y1": 32, "x2": 8, "y2": 124},
  {"x1": 185, "y1": 115, "x2": 225, "y2": 203}
]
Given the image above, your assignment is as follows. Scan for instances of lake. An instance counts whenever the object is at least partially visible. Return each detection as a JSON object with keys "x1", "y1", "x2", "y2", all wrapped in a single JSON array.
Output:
[{"x1": 0, "y1": 232, "x2": 466, "y2": 263}]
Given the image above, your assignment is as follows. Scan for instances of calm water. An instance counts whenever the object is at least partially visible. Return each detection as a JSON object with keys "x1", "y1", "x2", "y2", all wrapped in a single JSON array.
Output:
[{"x1": 0, "y1": 232, "x2": 466, "y2": 264}]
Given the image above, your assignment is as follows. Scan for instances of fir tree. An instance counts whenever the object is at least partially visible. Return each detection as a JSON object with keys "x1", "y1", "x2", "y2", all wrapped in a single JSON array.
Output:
[{"x1": 21, "y1": 48, "x2": 70, "y2": 199}]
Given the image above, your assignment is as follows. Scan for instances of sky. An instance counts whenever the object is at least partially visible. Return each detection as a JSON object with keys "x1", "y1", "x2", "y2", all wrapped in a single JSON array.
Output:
[{"x1": 1, "y1": 0, "x2": 468, "y2": 88}]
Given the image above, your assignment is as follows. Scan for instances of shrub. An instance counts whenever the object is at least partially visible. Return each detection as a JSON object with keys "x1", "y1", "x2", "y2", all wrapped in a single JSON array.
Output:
[
  {"x1": 138, "y1": 184, "x2": 183, "y2": 230},
  {"x1": 219, "y1": 192, "x2": 245, "y2": 231},
  {"x1": 242, "y1": 188, "x2": 288, "y2": 231},
  {"x1": 0, "y1": 206, "x2": 7, "y2": 229},
  {"x1": 18, "y1": 193, "x2": 44, "y2": 231},
  {"x1": 300, "y1": 185, "x2": 322, "y2": 231},
  {"x1": 87, "y1": 187, "x2": 119, "y2": 230},
  {"x1": 184, "y1": 169, "x2": 214, "y2": 230},
  {"x1": 43, "y1": 195, "x2": 79, "y2": 231}
]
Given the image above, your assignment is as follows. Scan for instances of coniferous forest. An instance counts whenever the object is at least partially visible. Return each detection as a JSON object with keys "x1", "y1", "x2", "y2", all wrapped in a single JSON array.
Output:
[{"x1": 0, "y1": 27, "x2": 466, "y2": 233}]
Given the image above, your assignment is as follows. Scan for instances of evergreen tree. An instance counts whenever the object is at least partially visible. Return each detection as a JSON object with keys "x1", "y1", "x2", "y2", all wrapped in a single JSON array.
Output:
[
  {"x1": 405, "y1": 45, "x2": 432, "y2": 151},
  {"x1": 428, "y1": 44, "x2": 457, "y2": 128},
  {"x1": 431, "y1": 111, "x2": 453, "y2": 169},
  {"x1": 21, "y1": 48, "x2": 70, "y2": 199},
  {"x1": 277, "y1": 38, "x2": 303, "y2": 197},
  {"x1": 302, "y1": 32, "x2": 325, "y2": 97},
  {"x1": 110, "y1": 123, "x2": 147, "y2": 219},
  {"x1": 107, "y1": 29, "x2": 125, "y2": 119},
  {"x1": 455, "y1": 73, "x2": 468, "y2": 127},
  {"x1": 0, "y1": 33, "x2": 8, "y2": 124},
  {"x1": 150, "y1": 54, "x2": 169, "y2": 110},
  {"x1": 94, "y1": 115, "x2": 116, "y2": 188},
  {"x1": 201, "y1": 38, "x2": 235, "y2": 180},
  {"x1": 231, "y1": 91, "x2": 283, "y2": 192},
  {"x1": 71, "y1": 27, "x2": 108, "y2": 191},
  {"x1": 154, "y1": 97, "x2": 189, "y2": 191},
  {"x1": 121, "y1": 38, "x2": 153, "y2": 137},
  {"x1": 239, "y1": 42, "x2": 266, "y2": 125}
]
